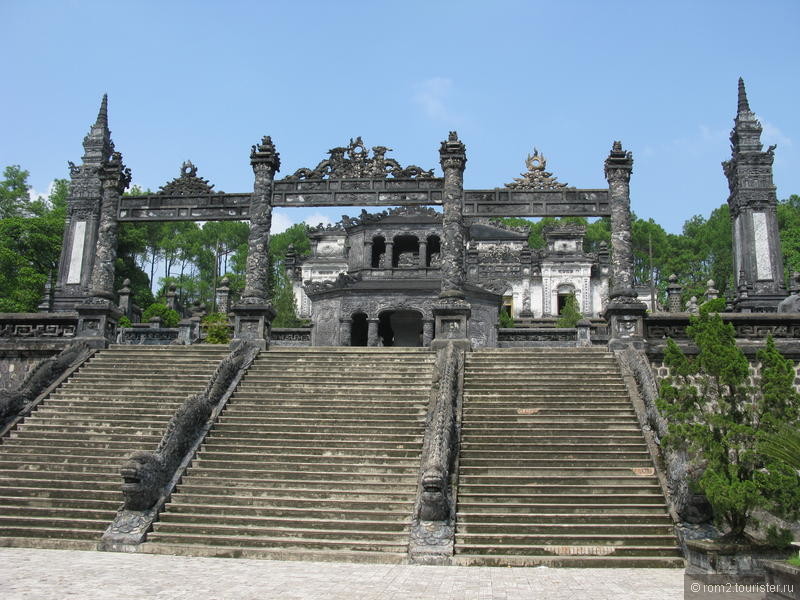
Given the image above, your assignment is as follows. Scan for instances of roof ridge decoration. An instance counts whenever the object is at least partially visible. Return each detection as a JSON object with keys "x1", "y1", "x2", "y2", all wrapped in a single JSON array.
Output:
[
  {"x1": 471, "y1": 217, "x2": 531, "y2": 234},
  {"x1": 339, "y1": 206, "x2": 442, "y2": 228},
  {"x1": 284, "y1": 137, "x2": 436, "y2": 181},
  {"x1": 543, "y1": 223, "x2": 587, "y2": 236},
  {"x1": 158, "y1": 161, "x2": 221, "y2": 196},
  {"x1": 504, "y1": 148, "x2": 569, "y2": 190}
]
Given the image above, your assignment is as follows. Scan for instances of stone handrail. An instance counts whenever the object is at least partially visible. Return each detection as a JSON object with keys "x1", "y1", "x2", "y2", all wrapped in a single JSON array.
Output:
[
  {"x1": 117, "y1": 327, "x2": 180, "y2": 345},
  {"x1": 100, "y1": 341, "x2": 259, "y2": 549},
  {"x1": 271, "y1": 327, "x2": 312, "y2": 346},
  {"x1": 645, "y1": 312, "x2": 800, "y2": 342},
  {"x1": 0, "y1": 341, "x2": 95, "y2": 434},
  {"x1": 410, "y1": 341, "x2": 464, "y2": 563},
  {"x1": 0, "y1": 312, "x2": 78, "y2": 344}
]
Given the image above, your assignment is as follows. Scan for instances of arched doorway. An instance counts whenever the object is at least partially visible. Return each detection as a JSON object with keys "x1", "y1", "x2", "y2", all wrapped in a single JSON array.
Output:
[
  {"x1": 350, "y1": 312, "x2": 368, "y2": 346},
  {"x1": 378, "y1": 310, "x2": 423, "y2": 347},
  {"x1": 556, "y1": 283, "x2": 577, "y2": 315}
]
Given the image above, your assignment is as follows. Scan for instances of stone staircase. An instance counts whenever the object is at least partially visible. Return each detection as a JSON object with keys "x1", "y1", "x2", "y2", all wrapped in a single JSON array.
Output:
[
  {"x1": 0, "y1": 345, "x2": 229, "y2": 549},
  {"x1": 143, "y1": 347, "x2": 435, "y2": 563},
  {"x1": 453, "y1": 348, "x2": 682, "y2": 567}
]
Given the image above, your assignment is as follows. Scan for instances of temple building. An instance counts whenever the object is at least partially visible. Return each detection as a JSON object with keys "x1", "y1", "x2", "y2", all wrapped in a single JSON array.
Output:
[{"x1": 286, "y1": 205, "x2": 611, "y2": 347}]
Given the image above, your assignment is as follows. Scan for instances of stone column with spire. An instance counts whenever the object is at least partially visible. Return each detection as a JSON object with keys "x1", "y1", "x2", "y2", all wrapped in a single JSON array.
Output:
[
  {"x1": 232, "y1": 136, "x2": 280, "y2": 348},
  {"x1": 724, "y1": 78, "x2": 787, "y2": 311},
  {"x1": 50, "y1": 95, "x2": 116, "y2": 311},
  {"x1": 602, "y1": 141, "x2": 646, "y2": 348},
  {"x1": 432, "y1": 132, "x2": 471, "y2": 350}
]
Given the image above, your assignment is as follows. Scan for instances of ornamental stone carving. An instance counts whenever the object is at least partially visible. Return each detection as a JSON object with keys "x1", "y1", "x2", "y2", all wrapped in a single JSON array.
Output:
[
  {"x1": 158, "y1": 161, "x2": 221, "y2": 196},
  {"x1": 505, "y1": 148, "x2": 569, "y2": 190}
]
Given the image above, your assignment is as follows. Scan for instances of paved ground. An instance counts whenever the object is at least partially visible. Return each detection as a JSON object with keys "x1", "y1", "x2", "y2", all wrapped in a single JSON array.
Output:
[{"x1": 0, "y1": 548, "x2": 685, "y2": 599}]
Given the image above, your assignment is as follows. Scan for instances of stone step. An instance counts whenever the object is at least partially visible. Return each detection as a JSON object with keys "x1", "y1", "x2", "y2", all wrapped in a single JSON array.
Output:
[
  {"x1": 217, "y1": 416, "x2": 425, "y2": 427},
  {"x1": 227, "y1": 395, "x2": 428, "y2": 403},
  {"x1": 0, "y1": 525, "x2": 107, "y2": 541},
  {"x1": 157, "y1": 513, "x2": 411, "y2": 532},
  {"x1": 456, "y1": 502, "x2": 670, "y2": 514},
  {"x1": 194, "y1": 455, "x2": 420, "y2": 468},
  {"x1": 456, "y1": 523, "x2": 675, "y2": 536},
  {"x1": 0, "y1": 437, "x2": 158, "y2": 450},
  {"x1": 151, "y1": 521, "x2": 409, "y2": 541},
  {"x1": 457, "y1": 483, "x2": 663, "y2": 495},
  {"x1": 163, "y1": 503, "x2": 413, "y2": 521},
  {"x1": 0, "y1": 496, "x2": 120, "y2": 511},
  {"x1": 0, "y1": 505, "x2": 115, "y2": 521},
  {"x1": 454, "y1": 534, "x2": 679, "y2": 549},
  {"x1": 201, "y1": 428, "x2": 422, "y2": 441},
  {"x1": 145, "y1": 531, "x2": 408, "y2": 553},
  {"x1": 169, "y1": 494, "x2": 415, "y2": 510},
  {"x1": 199, "y1": 442, "x2": 422, "y2": 454},
  {"x1": 451, "y1": 554, "x2": 684, "y2": 568},
  {"x1": 455, "y1": 473, "x2": 659, "y2": 485},
  {"x1": 186, "y1": 464, "x2": 419, "y2": 478},
  {"x1": 180, "y1": 472, "x2": 418, "y2": 486},
  {"x1": 457, "y1": 512, "x2": 672, "y2": 524},
  {"x1": 219, "y1": 407, "x2": 425, "y2": 418},
  {"x1": 456, "y1": 492, "x2": 667, "y2": 505}
]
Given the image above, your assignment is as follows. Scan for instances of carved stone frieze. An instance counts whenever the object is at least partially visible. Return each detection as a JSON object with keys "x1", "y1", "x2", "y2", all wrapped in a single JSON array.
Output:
[{"x1": 284, "y1": 137, "x2": 435, "y2": 181}]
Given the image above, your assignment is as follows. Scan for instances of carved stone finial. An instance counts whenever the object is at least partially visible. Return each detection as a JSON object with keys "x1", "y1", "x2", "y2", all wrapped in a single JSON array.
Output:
[
  {"x1": 96, "y1": 94, "x2": 109, "y2": 128},
  {"x1": 669, "y1": 274, "x2": 678, "y2": 284},
  {"x1": 604, "y1": 141, "x2": 634, "y2": 181},
  {"x1": 250, "y1": 135, "x2": 281, "y2": 172},
  {"x1": 157, "y1": 161, "x2": 220, "y2": 196},
  {"x1": 737, "y1": 77, "x2": 750, "y2": 114},
  {"x1": 505, "y1": 148, "x2": 568, "y2": 190}
]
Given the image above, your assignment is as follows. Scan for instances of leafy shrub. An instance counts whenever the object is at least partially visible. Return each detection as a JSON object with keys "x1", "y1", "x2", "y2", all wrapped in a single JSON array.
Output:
[
  {"x1": 142, "y1": 303, "x2": 180, "y2": 328},
  {"x1": 499, "y1": 310, "x2": 515, "y2": 328},
  {"x1": 118, "y1": 316, "x2": 132, "y2": 328},
  {"x1": 556, "y1": 293, "x2": 581, "y2": 328},
  {"x1": 202, "y1": 312, "x2": 231, "y2": 344}
]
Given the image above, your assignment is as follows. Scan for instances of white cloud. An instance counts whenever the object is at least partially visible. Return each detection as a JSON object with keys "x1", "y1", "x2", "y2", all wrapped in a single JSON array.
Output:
[
  {"x1": 761, "y1": 120, "x2": 793, "y2": 148},
  {"x1": 303, "y1": 213, "x2": 332, "y2": 228},
  {"x1": 271, "y1": 210, "x2": 294, "y2": 234},
  {"x1": 28, "y1": 180, "x2": 57, "y2": 202},
  {"x1": 413, "y1": 77, "x2": 456, "y2": 121}
]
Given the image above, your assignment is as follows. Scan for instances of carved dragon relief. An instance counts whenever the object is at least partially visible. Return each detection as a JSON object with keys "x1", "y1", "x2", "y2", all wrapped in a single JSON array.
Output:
[
  {"x1": 283, "y1": 137, "x2": 435, "y2": 181},
  {"x1": 505, "y1": 148, "x2": 569, "y2": 190}
]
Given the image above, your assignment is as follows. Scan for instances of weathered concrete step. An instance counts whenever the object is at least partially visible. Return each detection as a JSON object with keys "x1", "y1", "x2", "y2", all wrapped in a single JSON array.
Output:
[
  {"x1": 181, "y1": 472, "x2": 418, "y2": 486},
  {"x1": 70, "y1": 371, "x2": 211, "y2": 380},
  {"x1": 456, "y1": 502, "x2": 669, "y2": 514},
  {"x1": 217, "y1": 416, "x2": 425, "y2": 427},
  {"x1": 221, "y1": 408, "x2": 425, "y2": 418},
  {"x1": 463, "y1": 393, "x2": 631, "y2": 400},
  {"x1": 157, "y1": 513, "x2": 410, "y2": 533},
  {"x1": 458, "y1": 443, "x2": 648, "y2": 454},
  {"x1": 456, "y1": 493, "x2": 667, "y2": 504},
  {"x1": 462, "y1": 426, "x2": 641, "y2": 435},
  {"x1": 459, "y1": 422, "x2": 637, "y2": 431},
  {"x1": 0, "y1": 463, "x2": 118, "y2": 476},
  {"x1": 54, "y1": 383, "x2": 214, "y2": 392},
  {"x1": 199, "y1": 442, "x2": 422, "y2": 454},
  {"x1": 464, "y1": 382, "x2": 628, "y2": 389},
  {"x1": 463, "y1": 402, "x2": 635, "y2": 411},
  {"x1": 0, "y1": 496, "x2": 119, "y2": 511},
  {"x1": 461, "y1": 416, "x2": 639, "y2": 425},
  {"x1": 201, "y1": 432, "x2": 422, "y2": 445},
  {"x1": 187, "y1": 464, "x2": 419, "y2": 478},
  {"x1": 236, "y1": 384, "x2": 430, "y2": 392},
  {"x1": 0, "y1": 438, "x2": 156, "y2": 451},
  {"x1": 152, "y1": 522, "x2": 409, "y2": 542},
  {"x1": 164, "y1": 503, "x2": 412, "y2": 521},
  {"x1": 0, "y1": 525, "x2": 106, "y2": 541},
  {"x1": 169, "y1": 494, "x2": 414, "y2": 510},
  {"x1": 457, "y1": 484, "x2": 663, "y2": 495},
  {"x1": 106, "y1": 345, "x2": 228, "y2": 354},
  {"x1": 0, "y1": 505, "x2": 114, "y2": 520},
  {"x1": 242, "y1": 375, "x2": 431, "y2": 383},
  {"x1": 455, "y1": 533, "x2": 678, "y2": 546},
  {"x1": 12, "y1": 424, "x2": 168, "y2": 436},
  {"x1": 174, "y1": 485, "x2": 415, "y2": 501},
  {"x1": 250, "y1": 366, "x2": 431, "y2": 374},
  {"x1": 465, "y1": 375, "x2": 623, "y2": 383},
  {"x1": 456, "y1": 512, "x2": 673, "y2": 524},
  {"x1": 269, "y1": 347, "x2": 432, "y2": 353},
  {"x1": 140, "y1": 541, "x2": 407, "y2": 563},
  {"x1": 229, "y1": 395, "x2": 428, "y2": 403},
  {"x1": 457, "y1": 464, "x2": 656, "y2": 475},
  {"x1": 452, "y1": 553, "x2": 684, "y2": 568},
  {"x1": 203, "y1": 428, "x2": 423, "y2": 440},
  {"x1": 19, "y1": 416, "x2": 178, "y2": 428},
  {"x1": 456, "y1": 523, "x2": 675, "y2": 536},
  {"x1": 456, "y1": 473, "x2": 660, "y2": 486},
  {"x1": 0, "y1": 486, "x2": 125, "y2": 501},
  {"x1": 0, "y1": 454, "x2": 125, "y2": 468},
  {"x1": 0, "y1": 476, "x2": 121, "y2": 491},
  {"x1": 194, "y1": 456, "x2": 420, "y2": 468},
  {"x1": 145, "y1": 531, "x2": 408, "y2": 553},
  {"x1": 32, "y1": 405, "x2": 177, "y2": 417}
]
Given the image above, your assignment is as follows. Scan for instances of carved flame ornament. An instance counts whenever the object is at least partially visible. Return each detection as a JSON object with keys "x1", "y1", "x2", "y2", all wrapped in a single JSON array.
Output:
[
  {"x1": 505, "y1": 148, "x2": 569, "y2": 190},
  {"x1": 284, "y1": 137, "x2": 435, "y2": 181},
  {"x1": 158, "y1": 161, "x2": 221, "y2": 196}
]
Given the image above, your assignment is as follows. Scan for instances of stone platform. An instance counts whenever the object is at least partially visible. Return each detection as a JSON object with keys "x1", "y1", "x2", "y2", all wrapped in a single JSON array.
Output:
[{"x1": 0, "y1": 547, "x2": 684, "y2": 599}]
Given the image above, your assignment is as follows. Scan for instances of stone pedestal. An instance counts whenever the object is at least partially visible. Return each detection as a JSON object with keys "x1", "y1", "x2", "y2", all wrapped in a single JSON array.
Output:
[
  {"x1": 231, "y1": 302, "x2": 276, "y2": 350},
  {"x1": 576, "y1": 319, "x2": 592, "y2": 347},
  {"x1": 431, "y1": 298, "x2": 471, "y2": 351},
  {"x1": 603, "y1": 299, "x2": 647, "y2": 350},
  {"x1": 422, "y1": 319, "x2": 434, "y2": 347},
  {"x1": 367, "y1": 319, "x2": 379, "y2": 347},
  {"x1": 76, "y1": 297, "x2": 122, "y2": 348},
  {"x1": 339, "y1": 318, "x2": 352, "y2": 346}
]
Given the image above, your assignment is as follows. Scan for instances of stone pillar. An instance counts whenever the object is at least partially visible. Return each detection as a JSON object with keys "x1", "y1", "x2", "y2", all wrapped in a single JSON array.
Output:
[
  {"x1": 724, "y1": 79, "x2": 787, "y2": 311},
  {"x1": 232, "y1": 136, "x2": 280, "y2": 348},
  {"x1": 117, "y1": 278, "x2": 132, "y2": 319},
  {"x1": 166, "y1": 284, "x2": 178, "y2": 312},
  {"x1": 385, "y1": 239, "x2": 395, "y2": 269},
  {"x1": 576, "y1": 319, "x2": 592, "y2": 347},
  {"x1": 215, "y1": 277, "x2": 231, "y2": 314},
  {"x1": 418, "y1": 239, "x2": 428, "y2": 268},
  {"x1": 367, "y1": 319, "x2": 379, "y2": 347},
  {"x1": 422, "y1": 319, "x2": 434, "y2": 347},
  {"x1": 603, "y1": 141, "x2": 647, "y2": 349},
  {"x1": 439, "y1": 132, "x2": 467, "y2": 298},
  {"x1": 339, "y1": 318, "x2": 352, "y2": 346},
  {"x1": 364, "y1": 239, "x2": 373, "y2": 269},
  {"x1": 666, "y1": 274, "x2": 683, "y2": 313},
  {"x1": 705, "y1": 280, "x2": 719, "y2": 302},
  {"x1": 605, "y1": 141, "x2": 636, "y2": 301}
]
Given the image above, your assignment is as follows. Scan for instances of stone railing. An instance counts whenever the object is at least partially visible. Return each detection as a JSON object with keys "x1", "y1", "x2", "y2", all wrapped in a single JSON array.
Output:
[
  {"x1": 410, "y1": 341, "x2": 464, "y2": 564},
  {"x1": 100, "y1": 341, "x2": 260, "y2": 549},
  {"x1": 645, "y1": 313, "x2": 800, "y2": 342},
  {"x1": 361, "y1": 267, "x2": 441, "y2": 280},
  {"x1": 498, "y1": 325, "x2": 593, "y2": 347},
  {"x1": 270, "y1": 327, "x2": 312, "y2": 347},
  {"x1": 0, "y1": 341, "x2": 95, "y2": 435},
  {"x1": 117, "y1": 326, "x2": 180, "y2": 345},
  {"x1": 0, "y1": 313, "x2": 79, "y2": 344}
]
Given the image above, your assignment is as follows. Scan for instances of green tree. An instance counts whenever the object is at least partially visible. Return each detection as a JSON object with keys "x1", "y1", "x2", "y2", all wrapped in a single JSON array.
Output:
[
  {"x1": 658, "y1": 309, "x2": 800, "y2": 542},
  {"x1": 556, "y1": 292, "x2": 581, "y2": 328},
  {"x1": 778, "y1": 194, "x2": 800, "y2": 283},
  {"x1": 268, "y1": 223, "x2": 311, "y2": 326}
]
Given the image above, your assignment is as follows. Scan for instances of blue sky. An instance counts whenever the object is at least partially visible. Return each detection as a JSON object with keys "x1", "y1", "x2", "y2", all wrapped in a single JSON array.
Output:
[{"x1": 2, "y1": 0, "x2": 798, "y2": 235}]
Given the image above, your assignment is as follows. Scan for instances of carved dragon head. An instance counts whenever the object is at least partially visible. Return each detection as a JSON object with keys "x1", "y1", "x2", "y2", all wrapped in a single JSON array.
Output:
[
  {"x1": 121, "y1": 451, "x2": 163, "y2": 511},
  {"x1": 418, "y1": 466, "x2": 448, "y2": 521}
]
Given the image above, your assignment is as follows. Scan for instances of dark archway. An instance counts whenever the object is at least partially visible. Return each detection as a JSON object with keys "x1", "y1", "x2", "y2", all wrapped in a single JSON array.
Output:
[
  {"x1": 426, "y1": 235, "x2": 441, "y2": 267},
  {"x1": 392, "y1": 235, "x2": 419, "y2": 268},
  {"x1": 351, "y1": 312, "x2": 368, "y2": 346},
  {"x1": 378, "y1": 309, "x2": 423, "y2": 347},
  {"x1": 371, "y1": 236, "x2": 386, "y2": 268}
]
